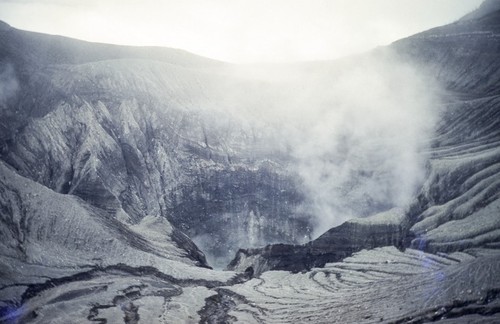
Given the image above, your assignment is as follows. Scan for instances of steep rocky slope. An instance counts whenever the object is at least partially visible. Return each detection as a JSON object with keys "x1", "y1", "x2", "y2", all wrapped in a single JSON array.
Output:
[
  {"x1": 1, "y1": 1, "x2": 500, "y2": 323},
  {"x1": 0, "y1": 21, "x2": 312, "y2": 268},
  {"x1": 395, "y1": 2, "x2": 500, "y2": 253}
]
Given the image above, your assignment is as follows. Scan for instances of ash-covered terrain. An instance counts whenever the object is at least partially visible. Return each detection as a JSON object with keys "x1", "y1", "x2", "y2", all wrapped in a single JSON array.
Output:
[{"x1": 1, "y1": 0, "x2": 500, "y2": 323}]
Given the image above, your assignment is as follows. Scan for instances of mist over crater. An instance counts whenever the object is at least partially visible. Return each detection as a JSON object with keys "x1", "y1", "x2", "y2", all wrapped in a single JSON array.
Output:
[
  {"x1": 203, "y1": 50, "x2": 441, "y2": 241},
  {"x1": 2, "y1": 1, "x2": 500, "y2": 322}
]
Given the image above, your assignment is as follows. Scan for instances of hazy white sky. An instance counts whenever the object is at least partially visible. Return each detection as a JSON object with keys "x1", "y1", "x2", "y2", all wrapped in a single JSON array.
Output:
[{"x1": 0, "y1": 0, "x2": 484, "y2": 63}]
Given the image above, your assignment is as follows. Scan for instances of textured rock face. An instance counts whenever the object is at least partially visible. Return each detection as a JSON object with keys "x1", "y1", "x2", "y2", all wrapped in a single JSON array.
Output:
[
  {"x1": 228, "y1": 208, "x2": 408, "y2": 275},
  {"x1": 0, "y1": 23, "x2": 312, "y2": 267},
  {"x1": 393, "y1": 6, "x2": 500, "y2": 254},
  {"x1": 227, "y1": 247, "x2": 500, "y2": 323},
  {"x1": 408, "y1": 95, "x2": 500, "y2": 253},
  {"x1": 0, "y1": 161, "x2": 215, "y2": 269},
  {"x1": 1, "y1": 1, "x2": 500, "y2": 323}
]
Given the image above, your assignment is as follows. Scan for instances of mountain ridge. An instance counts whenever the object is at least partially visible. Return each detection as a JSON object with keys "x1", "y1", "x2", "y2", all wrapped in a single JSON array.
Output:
[
  {"x1": 1, "y1": 4, "x2": 500, "y2": 322},
  {"x1": 460, "y1": 0, "x2": 500, "y2": 21},
  {"x1": 0, "y1": 19, "x2": 223, "y2": 68}
]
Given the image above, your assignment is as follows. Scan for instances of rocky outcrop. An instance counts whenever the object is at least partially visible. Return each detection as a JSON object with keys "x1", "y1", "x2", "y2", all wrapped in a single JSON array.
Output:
[{"x1": 228, "y1": 208, "x2": 408, "y2": 275}]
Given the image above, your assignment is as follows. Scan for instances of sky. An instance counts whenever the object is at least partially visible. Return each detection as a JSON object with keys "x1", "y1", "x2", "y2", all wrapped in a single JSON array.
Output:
[{"x1": 0, "y1": 0, "x2": 484, "y2": 63}]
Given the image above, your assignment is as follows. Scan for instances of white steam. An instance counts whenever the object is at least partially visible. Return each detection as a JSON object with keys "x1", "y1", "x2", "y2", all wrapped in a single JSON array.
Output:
[
  {"x1": 288, "y1": 54, "x2": 438, "y2": 235},
  {"x1": 212, "y1": 49, "x2": 439, "y2": 237}
]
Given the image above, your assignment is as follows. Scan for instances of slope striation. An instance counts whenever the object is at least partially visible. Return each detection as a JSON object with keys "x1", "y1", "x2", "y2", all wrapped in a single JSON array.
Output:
[
  {"x1": 1, "y1": 1, "x2": 500, "y2": 323},
  {"x1": 227, "y1": 1, "x2": 500, "y2": 274}
]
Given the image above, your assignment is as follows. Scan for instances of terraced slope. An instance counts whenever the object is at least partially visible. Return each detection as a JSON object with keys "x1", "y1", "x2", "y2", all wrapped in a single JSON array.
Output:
[
  {"x1": 3, "y1": 244, "x2": 499, "y2": 322},
  {"x1": 409, "y1": 94, "x2": 500, "y2": 253},
  {"x1": 226, "y1": 247, "x2": 500, "y2": 323},
  {"x1": 396, "y1": 2, "x2": 500, "y2": 252}
]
